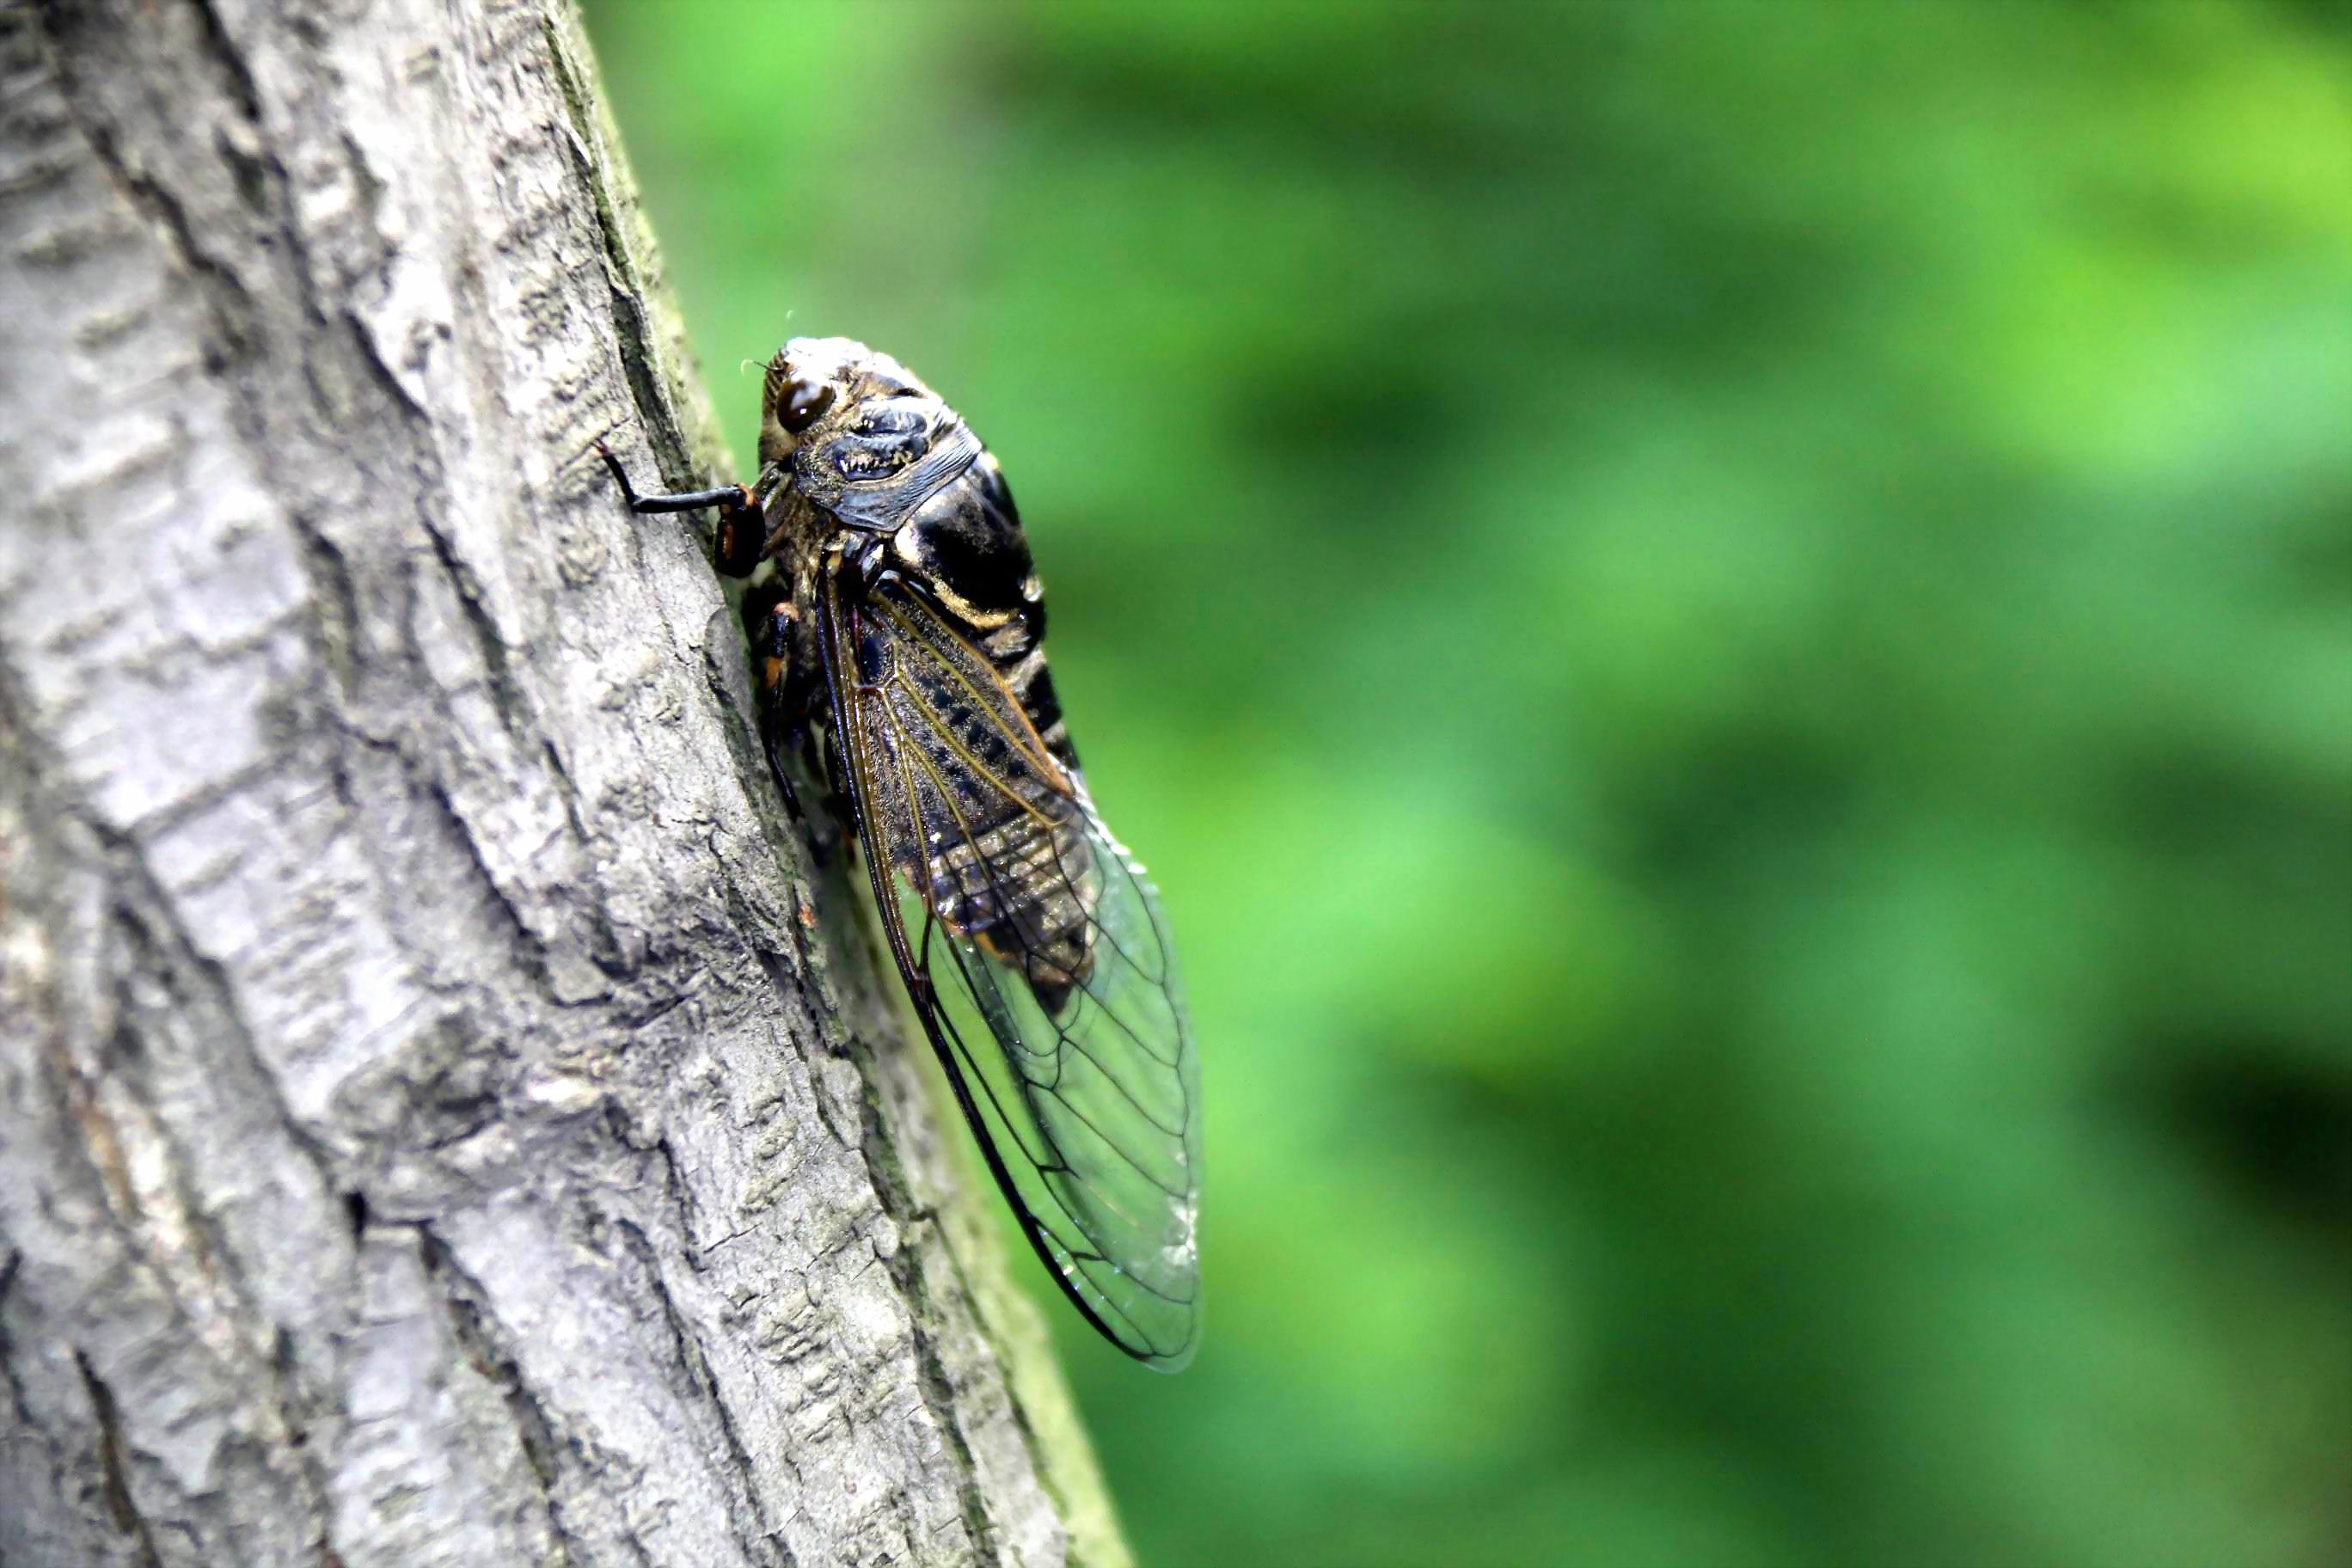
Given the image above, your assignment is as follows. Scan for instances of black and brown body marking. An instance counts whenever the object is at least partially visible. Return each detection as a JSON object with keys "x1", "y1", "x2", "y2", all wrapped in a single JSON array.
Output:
[{"x1": 598, "y1": 339, "x2": 1201, "y2": 1369}]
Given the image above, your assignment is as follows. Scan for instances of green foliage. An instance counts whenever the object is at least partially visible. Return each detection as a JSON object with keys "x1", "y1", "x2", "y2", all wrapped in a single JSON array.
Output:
[{"x1": 587, "y1": 3, "x2": 2352, "y2": 1563}]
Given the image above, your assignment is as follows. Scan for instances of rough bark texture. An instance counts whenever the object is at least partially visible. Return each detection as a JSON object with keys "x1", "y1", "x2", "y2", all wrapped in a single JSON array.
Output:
[{"x1": 0, "y1": 3, "x2": 1129, "y2": 1565}]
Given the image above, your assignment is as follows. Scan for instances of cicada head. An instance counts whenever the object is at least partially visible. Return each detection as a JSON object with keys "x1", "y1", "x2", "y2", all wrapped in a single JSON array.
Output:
[{"x1": 757, "y1": 335, "x2": 945, "y2": 473}]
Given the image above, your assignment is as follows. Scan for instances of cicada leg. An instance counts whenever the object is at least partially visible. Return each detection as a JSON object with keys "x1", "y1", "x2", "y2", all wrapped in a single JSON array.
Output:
[
  {"x1": 592, "y1": 438, "x2": 766, "y2": 578},
  {"x1": 742, "y1": 582, "x2": 849, "y2": 866}
]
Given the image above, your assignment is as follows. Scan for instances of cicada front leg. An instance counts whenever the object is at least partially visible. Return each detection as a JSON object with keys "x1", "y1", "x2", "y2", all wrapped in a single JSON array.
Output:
[{"x1": 592, "y1": 438, "x2": 767, "y2": 578}]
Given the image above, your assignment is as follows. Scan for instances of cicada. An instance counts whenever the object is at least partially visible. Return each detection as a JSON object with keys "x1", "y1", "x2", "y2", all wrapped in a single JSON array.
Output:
[{"x1": 597, "y1": 339, "x2": 1199, "y2": 1369}]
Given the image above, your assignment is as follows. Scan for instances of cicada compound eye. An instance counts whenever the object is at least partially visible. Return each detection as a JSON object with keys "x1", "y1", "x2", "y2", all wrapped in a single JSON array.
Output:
[{"x1": 781, "y1": 376, "x2": 835, "y2": 434}]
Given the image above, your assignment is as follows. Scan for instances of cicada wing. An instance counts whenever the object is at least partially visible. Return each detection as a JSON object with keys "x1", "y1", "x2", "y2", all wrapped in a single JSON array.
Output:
[{"x1": 821, "y1": 573, "x2": 1201, "y2": 1369}]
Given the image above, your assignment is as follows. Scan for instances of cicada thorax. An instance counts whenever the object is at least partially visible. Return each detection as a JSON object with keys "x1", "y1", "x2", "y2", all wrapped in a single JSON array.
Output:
[{"x1": 808, "y1": 390, "x2": 1100, "y2": 1014}]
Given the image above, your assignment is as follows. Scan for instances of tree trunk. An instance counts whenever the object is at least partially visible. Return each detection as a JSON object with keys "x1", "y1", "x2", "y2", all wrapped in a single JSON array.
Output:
[{"x1": 0, "y1": 3, "x2": 1129, "y2": 1565}]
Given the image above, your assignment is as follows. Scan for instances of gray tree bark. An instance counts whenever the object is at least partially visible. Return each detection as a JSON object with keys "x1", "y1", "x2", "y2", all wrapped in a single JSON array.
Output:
[{"x1": 0, "y1": 3, "x2": 1130, "y2": 1565}]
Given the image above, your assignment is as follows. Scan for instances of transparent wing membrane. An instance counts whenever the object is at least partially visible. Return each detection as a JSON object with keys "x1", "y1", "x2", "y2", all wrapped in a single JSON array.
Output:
[{"x1": 825, "y1": 575, "x2": 1201, "y2": 1368}]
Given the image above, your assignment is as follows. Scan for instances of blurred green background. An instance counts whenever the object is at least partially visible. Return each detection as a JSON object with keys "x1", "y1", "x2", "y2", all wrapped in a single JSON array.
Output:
[{"x1": 585, "y1": 3, "x2": 2352, "y2": 1564}]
